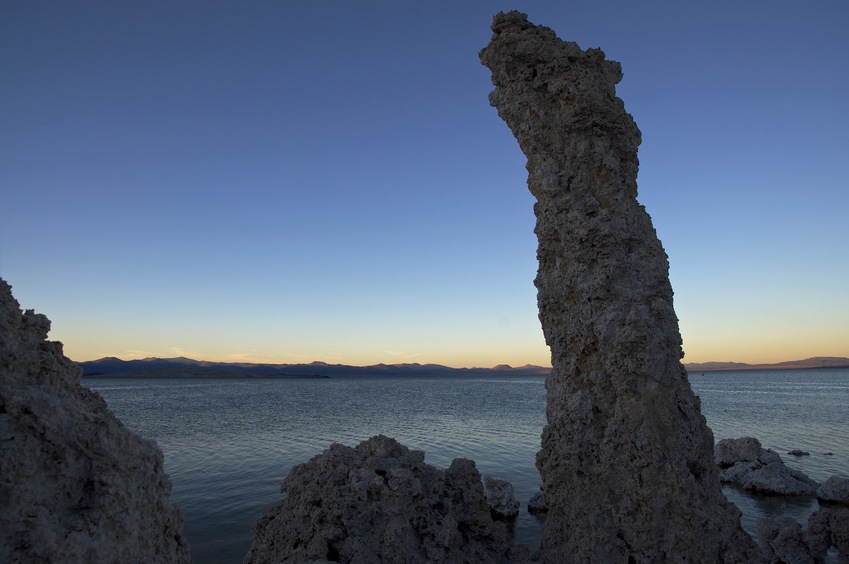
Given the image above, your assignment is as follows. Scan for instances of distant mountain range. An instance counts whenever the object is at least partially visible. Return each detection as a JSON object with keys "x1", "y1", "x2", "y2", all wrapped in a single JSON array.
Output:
[
  {"x1": 683, "y1": 356, "x2": 849, "y2": 372},
  {"x1": 76, "y1": 355, "x2": 849, "y2": 378},
  {"x1": 76, "y1": 356, "x2": 552, "y2": 378}
]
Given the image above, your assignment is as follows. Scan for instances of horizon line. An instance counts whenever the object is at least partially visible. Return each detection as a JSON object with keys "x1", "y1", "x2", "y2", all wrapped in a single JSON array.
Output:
[{"x1": 73, "y1": 354, "x2": 849, "y2": 371}]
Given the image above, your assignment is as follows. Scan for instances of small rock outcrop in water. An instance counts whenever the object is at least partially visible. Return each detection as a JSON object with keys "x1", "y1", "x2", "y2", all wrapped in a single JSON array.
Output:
[
  {"x1": 817, "y1": 475, "x2": 849, "y2": 504},
  {"x1": 527, "y1": 488, "x2": 547, "y2": 513},
  {"x1": 0, "y1": 279, "x2": 190, "y2": 563},
  {"x1": 483, "y1": 476, "x2": 520, "y2": 518},
  {"x1": 245, "y1": 435, "x2": 526, "y2": 563},
  {"x1": 715, "y1": 437, "x2": 819, "y2": 495},
  {"x1": 480, "y1": 12, "x2": 757, "y2": 562}
]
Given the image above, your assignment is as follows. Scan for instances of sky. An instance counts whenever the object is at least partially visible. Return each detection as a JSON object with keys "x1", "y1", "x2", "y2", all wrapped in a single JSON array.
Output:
[{"x1": 2, "y1": 1, "x2": 847, "y2": 368}]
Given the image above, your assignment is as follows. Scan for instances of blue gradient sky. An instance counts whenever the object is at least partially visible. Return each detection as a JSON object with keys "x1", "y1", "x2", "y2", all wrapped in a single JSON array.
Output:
[{"x1": 2, "y1": 2, "x2": 847, "y2": 367}]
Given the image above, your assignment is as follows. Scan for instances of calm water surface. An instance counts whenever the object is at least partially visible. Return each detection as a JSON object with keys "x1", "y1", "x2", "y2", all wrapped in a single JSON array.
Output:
[{"x1": 85, "y1": 368, "x2": 849, "y2": 563}]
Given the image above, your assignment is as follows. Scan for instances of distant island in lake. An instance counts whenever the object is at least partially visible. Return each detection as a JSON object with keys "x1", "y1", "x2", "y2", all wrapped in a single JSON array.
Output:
[{"x1": 76, "y1": 356, "x2": 849, "y2": 378}]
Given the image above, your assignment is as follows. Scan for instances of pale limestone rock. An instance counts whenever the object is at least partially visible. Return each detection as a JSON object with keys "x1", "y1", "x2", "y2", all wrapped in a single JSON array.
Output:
[
  {"x1": 0, "y1": 278, "x2": 190, "y2": 563},
  {"x1": 483, "y1": 476, "x2": 520, "y2": 518},
  {"x1": 244, "y1": 435, "x2": 527, "y2": 563},
  {"x1": 716, "y1": 437, "x2": 819, "y2": 495},
  {"x1": 818, "y1": 476, "x2": 849, "y2": 505},
  {"x1": 480, "y1": 11, "x2": 757, "y2": 562}
]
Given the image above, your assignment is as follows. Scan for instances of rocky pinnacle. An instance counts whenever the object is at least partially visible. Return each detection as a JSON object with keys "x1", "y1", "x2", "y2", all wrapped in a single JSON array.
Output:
[{"x1": 480, "y1": 12, "x2": 757, "y2": 562}]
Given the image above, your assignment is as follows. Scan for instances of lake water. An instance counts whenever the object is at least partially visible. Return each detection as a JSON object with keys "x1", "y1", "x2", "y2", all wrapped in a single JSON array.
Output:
[{"x1": 84, "y1": 368, "x2": 849, "y2": 563}]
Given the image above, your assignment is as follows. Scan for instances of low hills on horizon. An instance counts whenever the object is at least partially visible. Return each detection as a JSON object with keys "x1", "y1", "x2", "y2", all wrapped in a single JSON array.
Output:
[
  {"x1": 76, "y1": 355, "x2": 849, "y2": 378},
  {"x1": 683, "y1": 356, "x2": 849, "y2": 372},
  {"x1": 76, "y1": 356, "x2": 551, "y2": 378}
]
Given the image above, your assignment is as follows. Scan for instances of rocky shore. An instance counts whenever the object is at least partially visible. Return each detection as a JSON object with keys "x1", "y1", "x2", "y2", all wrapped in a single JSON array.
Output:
[
  {"x1": 4, "y1": 11, "x2": 847, "y2": 563},
  {"x1": 714, "y1": 436, "x2": 849, "y2": 560},
  {"x1": 3, "y1": 276, "x2": 848, "y2": 562},
  {"x1": 0, "y1": 279, "x2": 191, "y2": 563}
]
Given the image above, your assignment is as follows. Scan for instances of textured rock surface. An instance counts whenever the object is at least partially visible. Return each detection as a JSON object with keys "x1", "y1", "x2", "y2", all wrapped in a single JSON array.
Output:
[
  {"x1": 818, "y1": 475, "x2": 849, "y2": 504},
  {"x1": 480, "y1": 11, "x2": 757, "y2": 562},
  {"x1": 808, "y1": 506, "x2": 849, "y2": 560},
  {"x1": 757, "y1": 507, "x2": 849, "y2": 562},
  {"x1": 244, "y1": 435, "x2": 526, "y2": 563},
  {"x1": 483, "y1": 476, "x2": 520, "y2": 518},
  {"x1": 0, "y1": 278, "x2": 191, "y2": 563},
  {"x1": 758, "y1": 516, "x2": 813, "y2": 564},
  {"x1": 716, "y1": 437, "x2": 819, "y2": 495},
  {"x1": 527, "y1": 488, "x2": 547, "y2": 513}
]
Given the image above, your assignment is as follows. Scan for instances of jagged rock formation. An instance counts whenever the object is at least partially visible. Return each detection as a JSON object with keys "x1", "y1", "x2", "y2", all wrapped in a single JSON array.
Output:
[
  {"x1": 0, "y1": 278, "x2": 191, "y2": 563},
  {"x1": 758, "y1": 507, "x2": 849, "y2": 562},
  {"x1": 758, "y1": 517, "x2": 813, "y2": 563},
  {"x1": 245, "y1": 435, "x2": 526, "y2": 563},
  {"x1": 716, "y1": 437, "x2": 819, "y2": 495},
  {"x1": 480, "y1": 11, "x2": 758, "y2": 562},
  {"x1": 808, "y1": 506, "x2": 849, "y2": 560}
]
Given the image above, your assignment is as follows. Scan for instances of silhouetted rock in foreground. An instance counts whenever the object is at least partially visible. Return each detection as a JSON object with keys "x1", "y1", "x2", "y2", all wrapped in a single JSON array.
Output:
[
  {"x1": 808, "y1": 506, "x2": 849, "y2": 560},
  {"x1": 0, "y1": 278, "x2": 190, "y2": 563},
  {"x1": 480, "y1": 11, "x2": 757, "y2": 563},
  {"x1": 245, "y1": 435, "x2": 526, "y2": 563},
  {"x1": 758, "y1": 516, "x2": 813, "y2": 563},
  {"x1": 759, "y1": 507, "x2": 849, "y2": 562}
]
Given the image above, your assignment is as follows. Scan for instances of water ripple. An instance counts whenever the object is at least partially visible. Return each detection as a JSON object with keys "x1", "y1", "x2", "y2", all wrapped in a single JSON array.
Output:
[{"x1": 86, "y1": 369, "x2": 849, "y2": 563}]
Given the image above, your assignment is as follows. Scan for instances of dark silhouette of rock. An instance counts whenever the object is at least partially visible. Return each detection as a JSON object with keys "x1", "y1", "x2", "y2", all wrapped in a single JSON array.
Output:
[
  {"x1": 527, "y1": 488, "x2": 547, "y2": 513},
  {"x1": 480, "y1": 11, "x2": 757, "y2": 562},
  {"x1": 244, "y1": 435, "x2": 527, "y2": 563},
  {"x1": 0, "y1": 278, "x2": 190, "y2": 563},
  {"x1": 757, "y1": 505, "x2": 849, "y2": 561},
  {"x1": 808, "y1": 505, "x2": 849, "y2": 560},
  {"x1": 758, "y1": 516, "x2": 814, "y2": 563},
  {"x1": 716, "y1": 437, "x2": 819, "y2": 495}
]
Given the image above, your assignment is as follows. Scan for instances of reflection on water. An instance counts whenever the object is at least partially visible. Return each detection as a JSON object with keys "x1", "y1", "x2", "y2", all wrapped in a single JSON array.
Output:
[{"x1": 86, "y1": 368, "x2": 849, "y2": 563}]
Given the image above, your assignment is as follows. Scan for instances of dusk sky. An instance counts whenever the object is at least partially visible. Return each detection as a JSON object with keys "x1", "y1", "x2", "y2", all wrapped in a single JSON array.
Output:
[{"x1": 2, "y1": 2, "x2": 847, "y2": 368}]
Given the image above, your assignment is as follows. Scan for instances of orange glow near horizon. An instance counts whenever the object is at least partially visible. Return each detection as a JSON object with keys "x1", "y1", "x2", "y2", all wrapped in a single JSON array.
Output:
[{"x1": 57, "y1": 334, "x2": 847, "y2": 370}]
